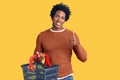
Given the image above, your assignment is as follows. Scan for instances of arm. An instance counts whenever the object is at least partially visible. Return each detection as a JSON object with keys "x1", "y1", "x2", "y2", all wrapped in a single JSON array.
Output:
[
  {"x1": 33, "y1": 33, "x2": 44, "y2": 61},
  {"x1": 73, "y1": 44, "x2": 87, "y2": 62},
  {"x1": 28, "y1": 33, "x2": 45, "y2": 71},
  {"x1": 72, "y1": 31, "x2": 87, "y2": 62}
]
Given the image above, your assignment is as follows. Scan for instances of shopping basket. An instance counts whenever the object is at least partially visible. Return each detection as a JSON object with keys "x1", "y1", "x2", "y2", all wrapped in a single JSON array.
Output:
[{"x1": 21, "y1": 54, "x2": 59, "y2": 80}]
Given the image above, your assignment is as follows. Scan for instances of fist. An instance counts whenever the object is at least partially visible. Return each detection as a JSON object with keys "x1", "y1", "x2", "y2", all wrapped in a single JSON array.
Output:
[
  {"x1": 70, "y1": 31, "x2": 79, "y2": 45},
  {"x1": 36, "y1": 52, "x2": 45, "y2": 61}
]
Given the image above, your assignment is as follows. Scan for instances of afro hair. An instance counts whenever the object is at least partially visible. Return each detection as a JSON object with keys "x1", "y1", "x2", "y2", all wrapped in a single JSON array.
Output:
[{"x1": 50, "y1": 3, "x2": 71, "y2": 21}]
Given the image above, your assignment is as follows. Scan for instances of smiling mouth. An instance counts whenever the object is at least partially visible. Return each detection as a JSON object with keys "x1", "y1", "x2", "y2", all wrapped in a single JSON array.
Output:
[{"x1": 56, "y1": 22, "x2": 61, "y2": 26}]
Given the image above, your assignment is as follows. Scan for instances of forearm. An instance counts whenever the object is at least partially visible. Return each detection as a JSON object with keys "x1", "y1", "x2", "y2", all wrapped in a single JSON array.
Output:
[{"x1": 73, "y1": 44, "x2": 87, "y2": 62}]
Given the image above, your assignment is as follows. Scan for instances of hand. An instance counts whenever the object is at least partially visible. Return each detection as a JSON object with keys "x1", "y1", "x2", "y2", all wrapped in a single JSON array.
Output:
[
  {"x1": 36, "y1": 52, "x2": 45, "y2": 58},
  {"x1": 28, "y1": 52, "x2": 45, "y2": 71},
  {"x1": 72, "y1": 31, "x2": 79, "y2": 45}
]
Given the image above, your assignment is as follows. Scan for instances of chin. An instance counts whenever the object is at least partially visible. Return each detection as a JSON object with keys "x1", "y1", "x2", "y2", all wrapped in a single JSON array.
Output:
[{"x1": 56, "y1": 26, "x2": 62, "y2": 29}]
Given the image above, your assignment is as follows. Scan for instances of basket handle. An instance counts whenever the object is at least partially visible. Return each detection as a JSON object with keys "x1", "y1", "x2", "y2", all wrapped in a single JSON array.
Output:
[
  {"x1": 28, "y1": 53, "x2": 51, "y2": 71},
  {"x1": 44, "y1": 54, "x2": 52, "y2": 67}
]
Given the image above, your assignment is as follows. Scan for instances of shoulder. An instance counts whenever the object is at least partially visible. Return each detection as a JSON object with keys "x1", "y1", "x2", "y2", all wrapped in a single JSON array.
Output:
[
  {"x1": 65, "y1": 28, "x2": 79, "y2": 38},
  {"x1": 65, "y1": 28, "x2": 73, "y2": 34},
  {"x1": 37, "y1": 29, "x2": 50, "y2": 38},
  {"x1": 65, "y1": 28, "x2": 77, "y2": 36},
  {"x1": 38, "y1": 29, "x2": 50, "y2": 35}
]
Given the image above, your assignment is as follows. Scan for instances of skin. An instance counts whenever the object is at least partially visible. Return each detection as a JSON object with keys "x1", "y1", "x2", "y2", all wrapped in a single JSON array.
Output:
[{"x1": 51, "y1": 10, "x2": 66, "y2": 31}]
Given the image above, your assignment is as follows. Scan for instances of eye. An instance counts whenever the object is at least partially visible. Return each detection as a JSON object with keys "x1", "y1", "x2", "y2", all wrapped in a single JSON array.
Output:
[
  {"x1": 55, "y1": 15, "x2": 59, "y2": 18},
  {"x1": 61, "y1": 17, "x2": 65, "y2": 20}
]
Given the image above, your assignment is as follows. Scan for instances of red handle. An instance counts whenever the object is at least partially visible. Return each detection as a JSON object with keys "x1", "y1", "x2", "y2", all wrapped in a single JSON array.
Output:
[
  {"x1": 28, "y1": 53, "x2": 51, "y2": 71},
  {"x1": 44, "y1": 54, "x2": 52, "y2": 67}
]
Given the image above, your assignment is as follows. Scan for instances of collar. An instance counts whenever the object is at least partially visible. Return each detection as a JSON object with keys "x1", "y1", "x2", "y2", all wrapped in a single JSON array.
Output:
[{"x1": 50, "y1": 28, "x2": 65, "y2": 32}]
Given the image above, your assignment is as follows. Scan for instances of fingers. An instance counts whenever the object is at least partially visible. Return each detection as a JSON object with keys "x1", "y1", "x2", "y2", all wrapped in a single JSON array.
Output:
[
  {"x1": 28, "y1": 52, "x2": 45, "y2": 71},
  {"x1": 39, "y1": 53, "x2": 45, "y2": 59},
  {"x1": 40, "y1": 53, "x2": 44, "y2": 57},
  {"x1": 36, "y1": 51, "x2": 40, "y2": 57},
  {"x1": 72, "y1": 31, "x2": 79, "y2": 45},
  {"x1": 35, "y1": 52, "x2": 45, "y2": 58}
]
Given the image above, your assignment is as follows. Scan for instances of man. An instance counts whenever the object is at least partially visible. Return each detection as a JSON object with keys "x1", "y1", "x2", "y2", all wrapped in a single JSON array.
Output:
[{"x1": 30, "y1": 3, "x2": 87, "y2": 80}]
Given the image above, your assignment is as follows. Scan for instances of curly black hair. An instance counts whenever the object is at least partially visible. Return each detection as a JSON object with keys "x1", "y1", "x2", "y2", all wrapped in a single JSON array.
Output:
[{"x1": 50, "y1": 3, "x2": 71, "y2": 21}]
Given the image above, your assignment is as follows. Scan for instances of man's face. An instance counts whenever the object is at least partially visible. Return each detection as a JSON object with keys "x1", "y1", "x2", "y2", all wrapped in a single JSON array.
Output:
[{"x1": 52, "y1": 10, "x2": 66, "y2": 29}]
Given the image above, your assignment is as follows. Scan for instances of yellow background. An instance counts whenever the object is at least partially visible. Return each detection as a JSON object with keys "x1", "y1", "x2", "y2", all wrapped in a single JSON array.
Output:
[{"x1": 0, "y1": 0, "x2": 120, "y2": 80}]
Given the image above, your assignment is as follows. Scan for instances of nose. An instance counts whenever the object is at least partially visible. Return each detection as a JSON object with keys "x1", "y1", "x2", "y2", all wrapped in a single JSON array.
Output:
[{"x1": 57, "y1": 17, "x2": 61, "y2": 22}]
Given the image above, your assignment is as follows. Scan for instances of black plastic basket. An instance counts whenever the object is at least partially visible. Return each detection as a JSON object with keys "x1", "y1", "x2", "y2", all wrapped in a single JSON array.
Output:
[{"x1": 21, "y1": 62, "x2": 59, "y2": 80}]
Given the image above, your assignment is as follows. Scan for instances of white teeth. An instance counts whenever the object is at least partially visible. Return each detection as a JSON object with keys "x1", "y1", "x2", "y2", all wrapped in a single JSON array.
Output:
[{"x1": 56, "y1": 23, "x2": 61, "y2": 25}]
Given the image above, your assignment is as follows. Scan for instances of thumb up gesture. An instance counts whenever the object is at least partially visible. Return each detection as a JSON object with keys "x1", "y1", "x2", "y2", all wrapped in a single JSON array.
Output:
[{"x1": 72, "y1": 31, "x2": 79, "y2": 45}]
